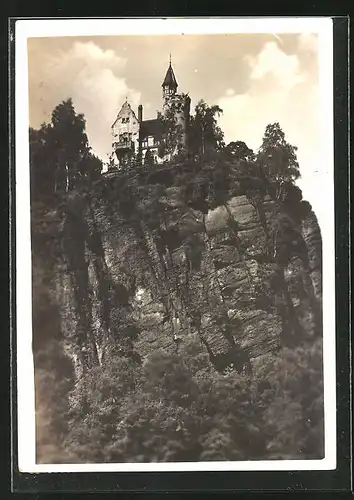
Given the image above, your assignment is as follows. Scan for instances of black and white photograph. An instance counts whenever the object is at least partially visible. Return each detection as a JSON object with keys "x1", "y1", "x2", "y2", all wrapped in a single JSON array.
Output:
[{"x1": 15, "y1": 18, "x2": 336, "y2": 472}]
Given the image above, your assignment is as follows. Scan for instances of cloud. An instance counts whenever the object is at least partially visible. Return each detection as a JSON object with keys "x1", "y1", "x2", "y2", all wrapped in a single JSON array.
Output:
[
  {"x1": 245, "y1": 41, "x2": 305, "y2": 88},
  {"x1": 298, "y1": 32, "x2": 318, "y2": 53},
  {"x1": 217, "y1": 36, "x2": 322, "y2": 216},
  {"x1": 29, "y1": 41, "x2": 141, "y2": 161}
]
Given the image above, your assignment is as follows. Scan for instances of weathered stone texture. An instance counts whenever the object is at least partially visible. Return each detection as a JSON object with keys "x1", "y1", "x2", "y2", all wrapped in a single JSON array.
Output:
[{"x1": 32, "y1": 184, "x2": 323, "y2": 375}]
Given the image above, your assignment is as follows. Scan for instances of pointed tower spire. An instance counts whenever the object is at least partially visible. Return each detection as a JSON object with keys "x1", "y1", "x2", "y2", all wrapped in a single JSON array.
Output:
[{"x1": 162, "y1": 56, "x2": 178, "y2": 98}]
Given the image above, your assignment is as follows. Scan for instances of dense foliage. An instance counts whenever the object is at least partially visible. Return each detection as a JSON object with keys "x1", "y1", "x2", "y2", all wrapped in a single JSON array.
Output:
[
  {"x1": 31, "y1": 97, "x2": 324, "y2": 464},
  {"x1": 59, "y1": 337, "x2": 323, "y2": 463},
  {"x1": 30, "y1": 98, "x2": 102, "y2": 200}
]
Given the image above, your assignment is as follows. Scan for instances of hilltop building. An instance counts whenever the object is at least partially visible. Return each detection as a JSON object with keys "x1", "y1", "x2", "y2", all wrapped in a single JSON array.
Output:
[{"x1": 110, "y1": 59, "x2": 191, "y2": 169}]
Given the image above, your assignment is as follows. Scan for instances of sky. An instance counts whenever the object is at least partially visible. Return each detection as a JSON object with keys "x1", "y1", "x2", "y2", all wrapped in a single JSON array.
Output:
[{"x1": 27, "y1": 32, "x2": 323, "y2": 214}]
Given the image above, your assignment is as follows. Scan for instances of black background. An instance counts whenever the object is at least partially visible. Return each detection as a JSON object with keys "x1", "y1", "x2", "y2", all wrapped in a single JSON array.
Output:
[{"x1": 1, "y1": 5, "x2": 351, "y2": 499}]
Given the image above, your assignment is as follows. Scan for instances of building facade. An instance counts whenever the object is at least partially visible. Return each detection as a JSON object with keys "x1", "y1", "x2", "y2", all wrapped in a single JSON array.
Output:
[{"x1": 111, "y1": 60, "x2": 191, "y2": 169}]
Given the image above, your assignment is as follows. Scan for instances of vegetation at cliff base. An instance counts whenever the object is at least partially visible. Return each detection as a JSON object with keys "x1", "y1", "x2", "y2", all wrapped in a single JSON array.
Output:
[{"x1": 30, "y1": 98, "x2": 324, "y2": 464}]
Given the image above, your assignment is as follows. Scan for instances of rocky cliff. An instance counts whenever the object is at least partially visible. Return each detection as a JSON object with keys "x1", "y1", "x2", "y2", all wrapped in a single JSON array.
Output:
[{"x1": 32, "y1": 166, "x2": 323, "y2": 383}]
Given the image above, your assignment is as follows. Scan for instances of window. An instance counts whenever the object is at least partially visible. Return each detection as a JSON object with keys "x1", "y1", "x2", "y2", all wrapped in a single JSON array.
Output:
[
  {"x1": 122, "y1": 117, "x2": 130, "y2": 124},
  {"x1": 119, "y1": 133, "x2": 129, "y2": 144},
  {"x1": 142, "y1": 139, "x2": 148, "y2": 148}
]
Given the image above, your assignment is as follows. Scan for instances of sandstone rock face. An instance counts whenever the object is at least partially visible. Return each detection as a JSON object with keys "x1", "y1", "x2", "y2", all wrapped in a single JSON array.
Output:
[
  {"x1": 301, "y1": 211, "x2": 322, "y2": 302},
  {"x1": 32, "y1": 180, "x2": 323, "y2": 377}
]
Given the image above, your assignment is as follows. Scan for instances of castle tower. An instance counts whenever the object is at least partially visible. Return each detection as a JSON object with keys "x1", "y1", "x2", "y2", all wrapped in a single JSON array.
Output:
[
  {"x1": 162, "y1": 54, "x2": 178, "y2": 101},
  {"x1": 162, "y1": 57, "x2": 190, "y2": 152}
]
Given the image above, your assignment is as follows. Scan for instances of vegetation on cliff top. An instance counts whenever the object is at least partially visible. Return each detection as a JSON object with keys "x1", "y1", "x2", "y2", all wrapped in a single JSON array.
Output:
[{"x1": 30, "y1": 98, "x2": 323, "y2": 463}]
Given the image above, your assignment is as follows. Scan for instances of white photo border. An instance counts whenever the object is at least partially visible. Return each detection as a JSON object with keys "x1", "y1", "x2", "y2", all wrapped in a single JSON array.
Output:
[{"x1": 15, "y1": 16, "x2": 336, "y2": 473}]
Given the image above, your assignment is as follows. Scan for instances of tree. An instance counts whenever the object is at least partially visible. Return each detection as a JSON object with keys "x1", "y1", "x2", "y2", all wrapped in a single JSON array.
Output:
[
  {"x1": 257, "y1": 123, "x2": 300, "y2": 201},
  {"x1": 35, "y1": 343, "x2": 75, "y2": 464},
  {"x1": 144, "y1": 147, "x2": 155, "y2": 167},
  {"x1": 254, "y1": 339, "x2": 324, "y2": 459},
  {"x1": 107, "y1": 153, "x2": 118, "y2": 172},
  {"x1": 64, "y1": 347, "x2": 269, "y2": 463},
  {"x1": 29, "y1": 98, "x2": 102, "y2": 199},
  {"x1": 76, "y1": 150, "x2": 102, "y2": 183},
  {"x1": 29, "y1": 124, "x2": 56, "y2": 199},
  {"x1": 156, "y1": 103, "x2": 185, "y2": 160},
  {"x1": 188, "y1": 100, "x2": 224, "y2": 158},
  {"x1": 50, "y1": 98, "x2": 90, "y2": 191},
  {"x1": 222, "y1": 140, "x2": 255, "y2": 173}
]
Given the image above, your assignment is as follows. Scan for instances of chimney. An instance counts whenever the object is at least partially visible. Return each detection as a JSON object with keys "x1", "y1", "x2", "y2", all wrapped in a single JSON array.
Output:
[{"x1": 138, "y1": 105, "x2": 143, "y2": 162}]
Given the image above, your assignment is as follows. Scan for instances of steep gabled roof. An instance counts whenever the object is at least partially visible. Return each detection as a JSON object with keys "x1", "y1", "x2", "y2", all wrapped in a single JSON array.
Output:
[
  {"x1": 111, "y1": 100, "x2": 138, "y2": 128},
  {"x1": 140, "y1": 119, "x2": 164, "y2": 140},
  {"x1": 162, "y1": 63, "x2": 178, "y2": 90}
]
